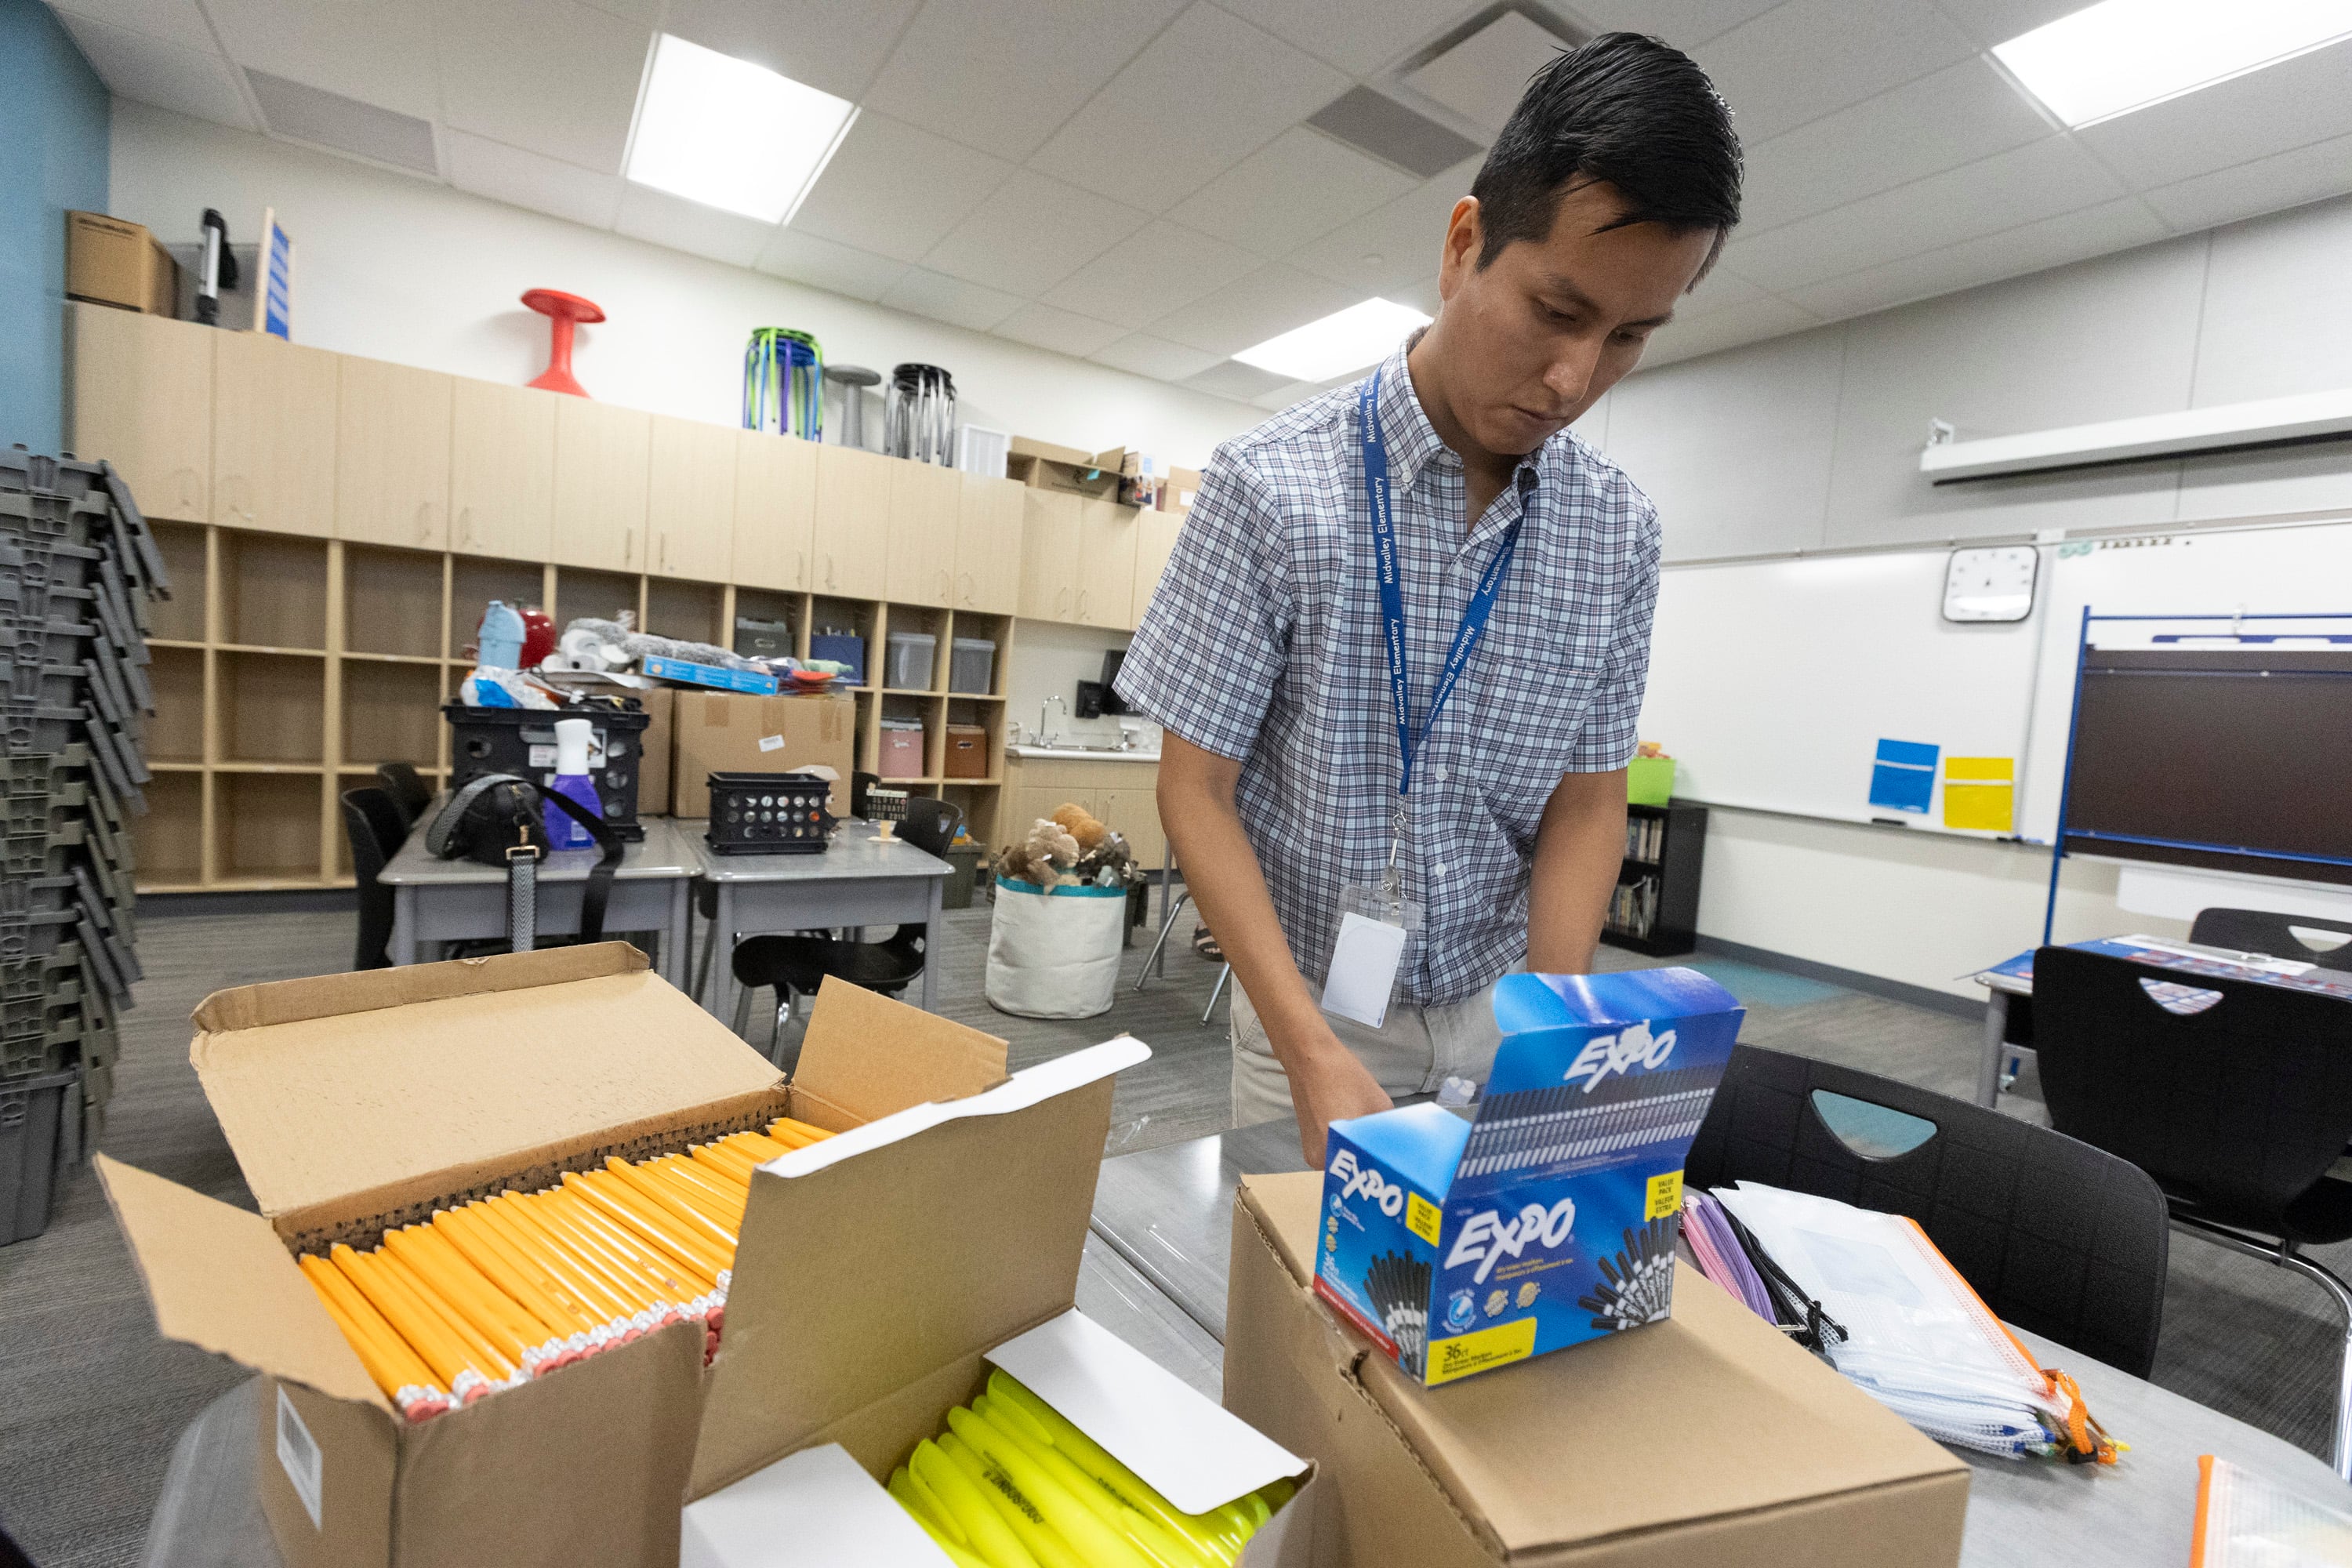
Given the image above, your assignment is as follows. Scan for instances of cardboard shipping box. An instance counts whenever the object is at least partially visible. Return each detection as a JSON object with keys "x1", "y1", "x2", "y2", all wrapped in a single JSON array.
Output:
[
  {"x1": 66, "y1": 210, "x2": 180, "y2": 316},
  {"x1": 670, "y1": 690, "x2": 854, "y2": 818},
  {"x1": 1007, "y1": 435, "x2": 1121, "y2": 500},
  {"x1": 637, "y1": 684, "x2": 674, "y2": 817},
  {"x1": 96, "y1": 947, "x2": 1057, "y2": 1568},
  {"x1": 1226, "y1": 1170, "x2": 1971, "y2": 1568}
]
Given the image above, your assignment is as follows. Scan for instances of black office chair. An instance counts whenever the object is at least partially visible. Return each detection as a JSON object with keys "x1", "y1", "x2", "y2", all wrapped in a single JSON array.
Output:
[
  {"x1": 376, "y1": 760, "x2": 433, "y2": 826},
  {"x1": 339, "y1": 787, "x2": 410, "y2": 971},
  {"x1": 1686, "y1": 1042, "x2": 2171, "y2": 1378},
  {"x1": 2033, "y1": 945, "x2": 2352, "y2": 1475},
  {"x1": 726, "y1": 797, "x2": 964, "y2": 1058},
  {"x1": 2190, "y1": 906, "x2": 2352, "y2": 971}
]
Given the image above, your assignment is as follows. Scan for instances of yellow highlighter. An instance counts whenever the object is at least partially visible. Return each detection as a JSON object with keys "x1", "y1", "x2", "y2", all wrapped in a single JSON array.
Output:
[
  {"x1": 911, "y1": 1439, "x2": 1041, "y2": 1568},
  {"x1": 939, "y1": 1432, "x2": 1087, "y2": 1568},
  {"x1": 949, "y1": 1406, "x2": 1153, "y2": 1568}
]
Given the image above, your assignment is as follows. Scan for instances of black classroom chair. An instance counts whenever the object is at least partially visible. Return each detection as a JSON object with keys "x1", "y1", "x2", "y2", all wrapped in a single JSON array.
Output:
[
  {"x1": 724, "y1": 798, "x2": 963, "y2": 1058},
  {"x1": 2033, "y1": 945, "x2": 2352, "y2": 1475},
  {"x1": 375, "y1": 760, "x2": 433, "y2": 827},
  {"x1": 2190, "y1": 906, "x2": 2352, "y2": 971},
  {"x1": 1686, "y1": 1041, "x2": 2171, "y2": 1379},
  {"x1": 339, "y1": 786, "x2": 410, "y2": 971}
]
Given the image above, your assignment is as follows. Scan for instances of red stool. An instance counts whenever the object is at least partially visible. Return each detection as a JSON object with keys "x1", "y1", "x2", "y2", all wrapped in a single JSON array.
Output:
[{"x1": 522, "y1": 288, "x2": 604, "y2": 397}]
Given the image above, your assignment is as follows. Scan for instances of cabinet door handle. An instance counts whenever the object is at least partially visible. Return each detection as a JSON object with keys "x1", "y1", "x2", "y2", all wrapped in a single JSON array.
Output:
[
  {"x1": 1055, "y1": 586, "x2": 1070, "y2": 616},
  {"x1": 458, "y1": 506, "x2": 473, "y2": 547},
  {"x1": 826, "y1": 553, "x2": 837, "y2": 590},
  {"x1": 624, "y1": 526, "x2": 636, "y2": 567},
  {"x1": 937, "y1": 568, "x2": 951, "y2": 603},
  {"x1": 796, "y1": 548, "x2": 807, "y2": 588},
  {"x1": 1076, "y1": 589, "x2": 1091, "y2": 622},
  {"x1": 660, "y1": 531, "x2": 670, "y2": 572},
  {"x1": 416, "y1": 502, "x2": 434, "y2": 543}
]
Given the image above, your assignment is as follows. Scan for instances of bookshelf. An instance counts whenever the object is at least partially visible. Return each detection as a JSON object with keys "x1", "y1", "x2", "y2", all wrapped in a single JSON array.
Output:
[{"x1": 1600, "y1": 800, "x2": 1708, "y2": 958}]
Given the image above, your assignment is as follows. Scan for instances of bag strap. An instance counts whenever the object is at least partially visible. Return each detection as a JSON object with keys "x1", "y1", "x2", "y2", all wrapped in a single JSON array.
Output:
[
  {"x1": 539, "y1": 787, "x2": 622, "y2": 942},
  {"x1": 426, "y1": 772, "x2": 517, "y2": 858}
]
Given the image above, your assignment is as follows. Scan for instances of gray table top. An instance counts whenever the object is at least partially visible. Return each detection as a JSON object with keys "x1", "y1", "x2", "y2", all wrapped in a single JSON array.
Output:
[
  {"x1": 379, "y1": 815, "x2": 700, "y2": 884},
  {"x1": 1088, "y1": 1116, "x2": 2352, "y2": 1568},
  {"x1": 677, "y1": 818, "x2": 952, "y2": 883}
]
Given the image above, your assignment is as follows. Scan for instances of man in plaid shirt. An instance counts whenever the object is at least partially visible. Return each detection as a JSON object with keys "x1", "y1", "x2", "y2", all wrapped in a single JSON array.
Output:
[{"x1": 1116, "y1": 35, "x2": 1743, "y2": 1162}]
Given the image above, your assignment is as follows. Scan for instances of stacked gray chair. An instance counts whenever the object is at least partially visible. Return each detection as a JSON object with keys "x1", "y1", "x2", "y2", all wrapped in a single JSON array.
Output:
[{"x1": 0, "y1": 445, "x2": 169, "y2": 1244}]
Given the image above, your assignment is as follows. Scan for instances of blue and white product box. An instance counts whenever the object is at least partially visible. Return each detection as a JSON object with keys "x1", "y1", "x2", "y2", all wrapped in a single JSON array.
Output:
[
  {"x1": 641, "y1": 655, "x2": 779, "y2": 695},
  {"x1": 1314, "y1": 968, "x2": 1744, "y2": 1387}
]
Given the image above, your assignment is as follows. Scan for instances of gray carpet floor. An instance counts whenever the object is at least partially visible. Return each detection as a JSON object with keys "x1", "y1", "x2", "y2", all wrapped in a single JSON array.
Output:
[{"x1": 1, "y1": 899, "x2": 2342, "y2": 1564}]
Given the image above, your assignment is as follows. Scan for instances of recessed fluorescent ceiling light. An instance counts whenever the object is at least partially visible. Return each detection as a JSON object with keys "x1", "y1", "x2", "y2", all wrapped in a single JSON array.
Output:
[
  {"x1": 1232, "y1": 299, "x2": 1433, "y2": 383},
  {"x1": 1993, "y1": 0, "x2": 2352, "y2": 127},
  {"x1": 626, "y1": 34, "x2": 857, "y2": 223}
]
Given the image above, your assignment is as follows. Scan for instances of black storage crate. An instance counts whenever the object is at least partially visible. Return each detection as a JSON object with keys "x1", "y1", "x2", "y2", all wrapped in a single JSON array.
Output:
[
  {"x1": 704, "y1": 771, "x2": 836, "y2": 855},
  {"x1": 0, "y1": 1067, "x2": 78, "y2": 1246},
  {"x1": 444, "y1": 701, "x2": 652, "y2": 840}
]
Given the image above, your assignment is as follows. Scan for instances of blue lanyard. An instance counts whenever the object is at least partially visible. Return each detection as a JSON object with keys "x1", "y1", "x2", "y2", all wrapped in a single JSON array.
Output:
[{"x1": 1360, "y1": 368, "x2": 1519, "y2": 802}]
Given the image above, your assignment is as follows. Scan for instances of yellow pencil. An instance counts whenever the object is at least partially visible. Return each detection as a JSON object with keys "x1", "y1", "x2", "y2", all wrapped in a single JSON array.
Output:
[
  {"x1": 436, "y1": 1205, "x2": 601, "y2": 1339},
  {"x1": 569, "y1": 1171, "x2": 730, "y2": 1283},
  {"x1": 372, "y1": 1247, "x2": 520, "y2": 1384},
  {"x1": 506, "y1": 1192, "x2": 666, "y2": 1319},
  {"x1": 299, "y1": 1254, "x2": 451, "y2": 1419},
  {"x1": 607, "y1": 1156, "x2": 740, "y2": 1250},
  {"x1": 545, "y1": 1185, "x2": 709, "y2": 1301},
  {"x1": 690, "y1": 1143, "x2": 760, "y2": 1187},
  {"x1": 331, "y1": 1243, "x2": 492, "y2": 1403},
  {"x1": 382, "y1": 1227, "x2": 546, "y2": 1372},
  {"x1": 478, "y1": 1196, "x2": 639, "y2": 1328},
  {"x1": 651, "y1": 1154, "x2": 748, "y2": 1221}
]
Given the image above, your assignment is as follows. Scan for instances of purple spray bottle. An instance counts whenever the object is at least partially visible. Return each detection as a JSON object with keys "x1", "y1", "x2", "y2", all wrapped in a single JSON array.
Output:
[{"x1": 544, "y1": 717, "x2": 603, "y2": 849}]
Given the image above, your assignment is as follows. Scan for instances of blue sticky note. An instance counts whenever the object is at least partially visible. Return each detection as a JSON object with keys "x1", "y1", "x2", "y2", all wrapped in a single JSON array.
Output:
[{"x1": 1869, "y1": 738, "x2": 1938, "y2": 813}]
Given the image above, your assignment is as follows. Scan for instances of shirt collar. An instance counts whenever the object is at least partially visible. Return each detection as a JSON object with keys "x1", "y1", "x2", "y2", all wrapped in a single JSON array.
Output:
[{"x1": 1368, "y1": 334, "x2": 1551, "y2": 502}]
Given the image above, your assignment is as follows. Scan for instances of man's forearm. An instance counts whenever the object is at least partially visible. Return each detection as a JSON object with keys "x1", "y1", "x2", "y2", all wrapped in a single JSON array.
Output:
[{"x1": 1527, "y1": 768, "x2": 1629, "y2": 974}]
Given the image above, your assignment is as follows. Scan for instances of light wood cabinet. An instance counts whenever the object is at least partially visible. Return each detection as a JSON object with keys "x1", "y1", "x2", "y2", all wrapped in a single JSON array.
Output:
[
  {"x1": 1128, "y1": 507, "x2": 1185, "y2": 630},
  {"x1": 1018, "y1": 490, "x2": 1082, "y2": 622},
  {"x1": 210, "y1": 331, "x2": 336, "y2": 538},
  {"x1": 1076, "y1": 499, "x2": 1138, "y2": 630},
  {"x1": 336, "y1": 358, "x2": 452, "y2": 550},
  {"x1": 1095, "y1": 782, "x2": 1165, "y2": 867},
  {"x1": 885, "y1": 459, "x2": 960, "y2": 608},
  {"x1": 450, "y1": 379, "x2": 556, "y2": 560},
  {"x1": 731, "y1": 430, "x2": 816, "y2": 591},
  {"x1": 812, "y1": 444, "x2": 891, "y2": 599},
  {"x1": 1004, "y1": 757, "x2": 1164, "y2": 868},
  {"x1": 68, "y1": 303, "x2": 212, "y2": 521},
  {"x1": 956, "y1": 474, "x2": 1024, "y2": 615},
  {"x1": 646, "y1": 413, "x2": 737, "y2": 582},
  {"x1": 551, "y1": 397, "x2": 650, "y2": 572}
]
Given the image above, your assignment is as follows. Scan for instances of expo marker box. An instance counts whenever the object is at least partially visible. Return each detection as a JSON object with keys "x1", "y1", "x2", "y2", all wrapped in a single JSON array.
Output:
[{"x1": 1315, "y1": 968, "x2": 1744, "y2": 1387}]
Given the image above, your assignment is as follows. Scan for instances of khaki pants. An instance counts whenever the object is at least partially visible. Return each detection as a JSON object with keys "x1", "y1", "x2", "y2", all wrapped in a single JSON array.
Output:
[{"x1": 1229, "y1": 980, "x2": 1503, "y2": 1129}]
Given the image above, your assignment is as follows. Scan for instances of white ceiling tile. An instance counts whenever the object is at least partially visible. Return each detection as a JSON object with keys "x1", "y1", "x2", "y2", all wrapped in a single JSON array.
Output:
[
  {"x1": 53, "y1": 12, "x2": 256, "y2": 130},
  {"x1": 48, "y1": 0, "x2": 217, "y2": 53},
  {"x1": 1926, "y1": 0, "x2": 2096, "y2": 51},
  {"x1": 2073, "y1": 37, "x2": 2352, "y2": 193},
  {"x1": 1736, "y1": 59, "x2": 2053, "y2": 235},
  {"x1": 436, "y1": 0, "x2": 649, "y2": 174},
  {"x1": 1676, "y1": 261, "x2": 1766, "y2": 318},
  {"x1": 1026, "y1": 3, "x2": 1352, "y2": 211},
  {"x1": 1403, "y1": 11, "x2": 1576, "y2": 136},
  {"x1": 1214, "y1": 0, "x2": 1481, "y2": 76},
  {"x1": 920, "y1": 169, "x2": 1149, "y2": 295},
  {"x1": 1639, "y1": 295, "x2": 1822, "y2": 368},
  {"x1": 1780, "y1": 197, "x2": 2167, "y2": 322},
  {"x1": 575, "y1": 0, "x2": 658, "y2": 18},
  {"x1": 1250, "y1": 378, "x2": 1320, "y2": 411},
  {"x1": 613, "y1": 183, "x2": 777, "y2": 267},
  {"x1": 2140, "y1": 132, "x2": 2352, "y2": 236},
  {"x1": 1729, "y1": 136, "x2": 2127, "y2": 292},
  {"x1": 1284, "y1": 154, "x2": 1479, "y2": 296},
  {"x1": 1041, "y1": 220, "x2": 1263, "y2": 330},
  {"x1": 864, "y1": 0, "x2": 1187, "y2": 163},
  {"x1": 1145, "y1": 262, "x2": 1359, "y2": 356},
  {"x1": 1088, "y1": 332, "x2": 1221, "y2": 382},
  {"x1": 445, "y1": 129, "x2": 624, "y2": 230},
  {"x1": 660, "y1": 0, "x2": 920, "y2": 103},
  {"x1": 1164, "y1": 128, "x2": 1416, "y2": 260},
  {"x1": 1182, "y1": 359, "x2": 1296, "y2": 401},
  {"x1": 755, "y1": 227, "x2": 909, "y2": 303},
  {"x1": 789, "y1": 111, "x2": 1013, "y2": 264},
  {"x1": 1693, "y1": 0, "x2": 1978, "y2": 145},
  {"x1": 993, "y1": 303, "x2": 1129, "y2": 359},
  {"x1": 1566, "y1": 0, "x2": 1783, "y2": 49},
  {"x1": 202, "y1": 0, "x2": 440, "y2": 119},
  {"x1": 880, "y1": 267, "x2": 1025, "y2": 332}
]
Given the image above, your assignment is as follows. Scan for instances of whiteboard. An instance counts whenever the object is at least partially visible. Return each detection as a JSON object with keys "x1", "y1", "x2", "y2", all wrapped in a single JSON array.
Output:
[
  {"x1": 1635, "y1": 550, "x2": 2048, "y2": 831},
  {"x1": 2016, "y1": 517, "x2": 2352, "y2": 841}
]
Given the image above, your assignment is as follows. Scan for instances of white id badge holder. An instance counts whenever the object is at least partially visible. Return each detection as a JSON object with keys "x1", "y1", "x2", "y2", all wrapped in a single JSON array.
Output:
[{"x1": 1321, "y1": 872, "x2": 1422, "y2": 1031}]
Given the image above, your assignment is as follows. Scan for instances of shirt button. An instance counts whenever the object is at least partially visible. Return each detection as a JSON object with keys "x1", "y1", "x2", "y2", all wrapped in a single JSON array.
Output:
[
  {"x1": 1430, "y1": 764, "x2": 1448, "y2": 783},
  {"x1": 1430, "y1": 861, "x2": 1446, "y2": 877}
]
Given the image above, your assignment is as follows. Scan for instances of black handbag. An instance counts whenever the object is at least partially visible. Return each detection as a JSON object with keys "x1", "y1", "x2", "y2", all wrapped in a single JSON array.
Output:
[{"x1": 423, "y1": 773, "x2": 622, "y2": 950}]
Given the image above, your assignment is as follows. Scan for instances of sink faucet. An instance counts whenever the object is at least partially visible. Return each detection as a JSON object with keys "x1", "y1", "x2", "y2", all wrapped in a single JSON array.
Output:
[
  {"x1": 1038, "y1": 695, "x2": 1067, "y2": 747},
  {"x1": 1117, "y1": 721, "x2": 1142, "y2": 752}
]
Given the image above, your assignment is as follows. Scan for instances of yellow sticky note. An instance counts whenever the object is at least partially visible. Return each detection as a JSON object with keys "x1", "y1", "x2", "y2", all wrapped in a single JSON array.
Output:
[{"x1": 1943, "y1": 757, "x2": 2014, "y2": 832}]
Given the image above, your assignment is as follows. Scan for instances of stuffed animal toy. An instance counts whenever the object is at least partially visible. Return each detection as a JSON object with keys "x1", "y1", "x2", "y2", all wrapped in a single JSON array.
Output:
[
  {"x1": 1052, "y1": 802, "x2": 1109, "y2": 851},
  {"x1": 998, "y1": 816, "x2": 1083, "y2": 886}
]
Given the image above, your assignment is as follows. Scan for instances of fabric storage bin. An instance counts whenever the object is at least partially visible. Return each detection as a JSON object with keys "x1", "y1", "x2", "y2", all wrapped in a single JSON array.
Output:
[
  {"x1": 949, "y1": 637, "x2": 996, "y2": 695},
  {"x1": 808, "y1": 630, "x2": 866, "y2": 687},
  {"x1": 943, "y1": 723, "x2": 988, "y2": 779},
  {"x1": 877, "y1": 718, "x2": 926, "y2": 779},
  {"x1": 732, "y1": 615, "x2": 794, "y2": 659},
  {"x1": 884, "y1": 632, "x2": 936, "y2": 690}
]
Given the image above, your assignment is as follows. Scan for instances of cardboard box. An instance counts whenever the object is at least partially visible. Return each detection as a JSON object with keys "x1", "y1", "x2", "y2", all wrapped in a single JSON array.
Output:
[
  {"x1": 671, "y1": 691, "x2": 855, "y2": 818},
  {"x1": 1007, "y1": 436, "x2": 1122, "y2": 501},
  {"x1": 1316, "y1": 971, "x2": 1742, "y2": 1387},
  {"x1": 637, "y1": 685, "x2": 674, "y2": 818},
  {"x1": 66, "y1": 210, "x2": 180, "y2": 316},
  {"x1": 96, "y1": 947, "x2": 1179, "y2": 1568},
  {"x1": 1163, "y1": 465, "x2": 1202, "y2": 514},
  {"x1": 1227, "y1": 1170, "x2": 1971, "y2": 1567}
]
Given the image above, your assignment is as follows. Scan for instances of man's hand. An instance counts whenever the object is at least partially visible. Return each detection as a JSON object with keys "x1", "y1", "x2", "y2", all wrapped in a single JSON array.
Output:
[{"x1": 1276, "y1": 1022, "x2": 1396, "y2": 1165}]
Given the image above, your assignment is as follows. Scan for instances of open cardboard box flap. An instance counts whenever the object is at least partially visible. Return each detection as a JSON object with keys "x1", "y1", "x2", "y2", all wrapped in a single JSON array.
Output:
[
  {"x1": 691, "y1": 1035, "x2": 1149, "y2": 1497},
  {"x1": 790, "y1": 977, "x2": 1008, "y2": 1127},
  {"x1": 187, "y1": 945, "x2": 786, "y2": 1232},
  {"x1": 1243, "y1": 1171, "x2": 1965, "y2": 1559}
]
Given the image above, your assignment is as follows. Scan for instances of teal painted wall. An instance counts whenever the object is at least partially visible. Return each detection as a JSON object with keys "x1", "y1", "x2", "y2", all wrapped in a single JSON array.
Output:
[{"x1": 0, "y1": 0, "x2": 110, "y2": 456}]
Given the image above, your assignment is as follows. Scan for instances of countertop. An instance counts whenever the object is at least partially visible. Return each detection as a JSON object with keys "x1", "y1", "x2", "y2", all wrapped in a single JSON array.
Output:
[{"x1": 1007, "y1": 745, "x2": 1162, "y2": 763}]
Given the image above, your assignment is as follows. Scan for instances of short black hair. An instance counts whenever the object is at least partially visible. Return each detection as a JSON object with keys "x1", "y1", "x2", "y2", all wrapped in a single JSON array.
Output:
[{"x1": 1469, "y1": 31, "x2": 1742, "y2": 278}]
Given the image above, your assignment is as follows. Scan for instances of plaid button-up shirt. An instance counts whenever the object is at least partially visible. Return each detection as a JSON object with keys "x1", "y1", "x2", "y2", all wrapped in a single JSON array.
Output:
[{"x1": 1115, "y1": 341, "x2": 1662, "y2": 1007}]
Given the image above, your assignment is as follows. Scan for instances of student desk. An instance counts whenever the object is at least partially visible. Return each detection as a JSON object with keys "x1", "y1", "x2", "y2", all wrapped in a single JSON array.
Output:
[
  {"x1": 1967, "y1": 934, "x2": 2352, "y2": 1107},
  {"x1": 677, "y1": 818, "x2": 952, "y2": 1020},
  {"x1": 376, "y1": 814, "x2": 698, "y2": 985},
  {"x1": 1089, "y1": 1117, "x2": 2352, "y2": 1568}
]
